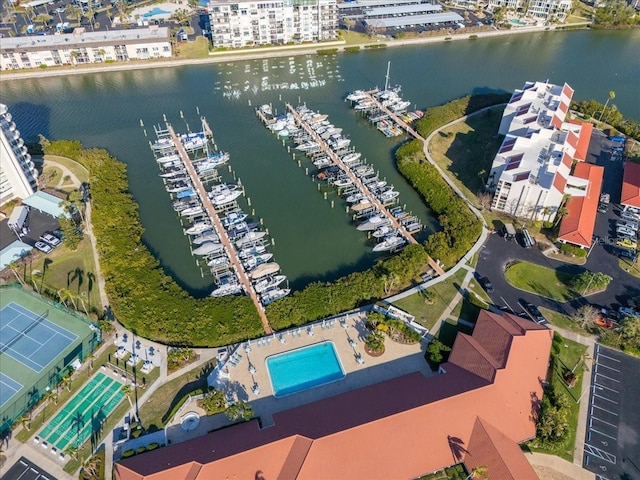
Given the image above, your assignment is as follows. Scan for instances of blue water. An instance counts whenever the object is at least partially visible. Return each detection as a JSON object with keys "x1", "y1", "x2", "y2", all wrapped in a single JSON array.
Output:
[
  {"x1": 143, "y1": 8, "x2": 169, "y2": 18},
  {"x1": 267, "y1": 342, "x2": 345, "y2": 397}
]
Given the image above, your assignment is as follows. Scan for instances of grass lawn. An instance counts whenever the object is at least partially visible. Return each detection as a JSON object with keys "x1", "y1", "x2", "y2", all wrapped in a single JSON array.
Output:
[
  {"x1": 44, "y1": 155, "x2": 89, "y2": 184},
  {"x1": 618, "y1": 258, "x2": 640, "y2": 279},
  {"x1": 450, "y1": 296, "x2": 482, "y2": 324},
  {"x1": 338, "y1": 29, "x2": 372, "y2": 45},
  {"x1": 392, "y1": 269, "x2": 467, "y2": 330},
  {"x1": 41, "y1": 165, "x2": 64, "y2": 188},
  {"x1": 428, "y1": 106, "x2": 504, "y2": 208},
  {"x1": 23, "y1": 237, "x2": 102, "y2": 315},
  {"x1": 504, "y1": 261, "x2": 576, "y2": 302},
  {"x1": 175, "y1": 36, "x2": 210, "y2": 59},
  {"x1": 538, "y1": 307, "x2": 586, "y2": 334},
  {"x1": 137, "y1": 363, "x2": 212, "y2": 431},
  {"x1": 528, "y1": 334, "x2": 587, "y2": 461}
]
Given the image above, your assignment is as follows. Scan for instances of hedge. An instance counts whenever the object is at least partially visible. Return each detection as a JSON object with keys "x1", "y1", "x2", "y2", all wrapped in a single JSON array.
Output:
[
  {"x1": 122, "y1": 449, "x2": 135, "y2": 458},
  {"x1": 344, "y1": 46, "x2": 361, "y2": 52}
]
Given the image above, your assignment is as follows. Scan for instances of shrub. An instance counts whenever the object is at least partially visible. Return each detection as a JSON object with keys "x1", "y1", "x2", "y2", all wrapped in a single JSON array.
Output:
[
  {"x1": 344, "y1": 46, "x2": 360, "y2": 52},
  {"x1": 136, "y1": 446, "x2": 146, "y2": 454},
  {"x1": 364, "y1": 331, "x2": 385, "y2": 353},
  {"x1": 316, "y1": 48, "x2": 338, "y2": 55},
  {"x1": 444, "y1": 37, "x2": 452, "y2": 41},
  {"x1": 469, "y1": 34, "x2": 478, "y2": 39},
  {"x1": 131, "y1": 428, "x2": 142, "y2": 439},
  {"x1": 121, "y1": 449, "x2": 135, "y2": 458},
  {"x1": 147, "y1": 442, "x2": 160, "y2": 451},
  {"x1": 364, "y1": 43, "x2": 387, "y2": 49},
  {"x1": 560, "y1": 243, "x2": 587, "y2": 257}
]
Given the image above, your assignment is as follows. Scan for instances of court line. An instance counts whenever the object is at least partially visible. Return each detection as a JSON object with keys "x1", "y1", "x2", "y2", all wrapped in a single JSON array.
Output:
[
  {"x1": 596, "y1": 353, "x2": 620, "y2": 363},
  {"x1": 3, "y1": 302, "x2": 78, "y2": 341},
  {"x1": 2, "y1": 344, "x2": 46, "y2": 372}
]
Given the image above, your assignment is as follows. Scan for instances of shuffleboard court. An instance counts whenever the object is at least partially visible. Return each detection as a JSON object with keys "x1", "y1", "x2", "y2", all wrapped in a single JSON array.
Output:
[
  {"x1": 0, "y1": 372, "x2": 23, "y2": 408},
  {"x1": 37, "y1": 372, "x2": 124, "y2": 453},
  {"x1": 0, "y1": 302, "x2": 77, "y2": 373}
]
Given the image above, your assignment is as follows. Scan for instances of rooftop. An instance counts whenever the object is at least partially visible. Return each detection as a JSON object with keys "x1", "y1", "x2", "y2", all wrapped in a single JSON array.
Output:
[
  {"x1": 621, "y1": 161, "x2": 640, "y2": 208},
  {"x1": 364, "y1": 3, "x2": 442, "y2": 16},
  {"x1": 365, "y1": 11, "x2": 463, "y2": 27},
  {"x1": 22, "y1": 191, "x2": 65, "y2": 218}
]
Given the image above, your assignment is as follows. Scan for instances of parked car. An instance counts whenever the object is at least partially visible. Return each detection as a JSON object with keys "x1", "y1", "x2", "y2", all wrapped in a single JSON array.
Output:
[
  {"x1": 616, "y1": 226, "x2": 637, "y2": 238},
  {"x1": 616, "y1": 237, "x2": 638, "y2": 250},
  {"x1": 34, "y1": 241, "x2": 53, "y2": 254},
  {"x1": 616, "y1": 220, "x2": 639, "y2": 231},
  {"x1": 619, "y1": 249, "x2": 637, "y2": 261},
  {"x1": 621, "y1": 210, "x2": 640, "y2": 222},
  {"x1": 40, "y1": 232, "x2": 61, "y2": 247},
  {"x1": 520, "y1": 301, "x2": 546, "y2": 324},
  {"x1": 479, "y1": 276, "x2": 494, "y2": 293}
]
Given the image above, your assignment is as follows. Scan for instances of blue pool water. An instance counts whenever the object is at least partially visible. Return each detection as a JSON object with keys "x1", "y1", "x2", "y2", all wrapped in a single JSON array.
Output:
[
  {"x1": 143, "y1": 8, "x2": 170, "y2": 18},
  {"x1": 267, "y1": 342, "x2": 345, "y2": 397}
]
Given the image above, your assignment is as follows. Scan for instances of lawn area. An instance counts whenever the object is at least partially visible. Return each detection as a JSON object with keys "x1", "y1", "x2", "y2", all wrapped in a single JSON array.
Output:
[
  {"x1": 450, "y1": 293, "x2": 484, "y2": 324},
  {"x1": 618, "y1": 258, "x2": 640, "y2": 279},
  {"x1": 137, "y1": 362, "x2": 212, "y2": 431},
  {"x1": 338, "y1": 29, "x2": 372, "y2": 45},
  {"x1": 418, "y1": 464, "x2": 468, "y2": 480},
  {"x1": 528, "y1": 333, "x2": 587, "y2": 461},
  {"x1": 175, "y1": 36, "x2": 210, "y2": 59},
  {"x1": 504, "y1": 261, "x2": 576, "y2": 302},
  {"x1": 538, "y1": 307, "x2": 586, "y2": 334},
  {"x1": 44, "y1": 155, "x2": 89, "y2": 184},
  {"x1": 427, "y1": 106, "x2": 504, "y2": 208},
  {"x1": 392, "y1": 269, "x2": 468, "y2": 330},
  {"x1": 23, "y1": 237, "x2": 102, "y2": 315}
]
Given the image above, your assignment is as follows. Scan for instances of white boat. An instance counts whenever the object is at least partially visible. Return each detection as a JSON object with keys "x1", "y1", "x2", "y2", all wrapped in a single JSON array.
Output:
[
  {"x1": 166, "y1": 184, "x2": 191, "y2": 193},
  {"x1": 366, "y1": 180, "x2": 387, "y2": 190},
  {"x1": 173, "y1": 200, "x2": 197, "y2": 212},
  {"x1": 210, "y1": 282, "x2": 242, "y2": 297},
  {"x1": 254, "y1": 274, "x2": 287, "y2": 293},
  {"x1": 239, "y1": 245, "x2": 267, "y2": 259},
  {"x1": 341, "y1": 152, "x2": 361, "y2": 164},
  {"x1": 195, "y1": 157, "x2": 227, "y2": 173},
  {"x1": 390, "y1": 101, "x2": 412, "y2": 112},
  {"x1": 261, "y1": 288, "x2": 291, "y2": 305},
  {"x1": 373, "y1": 235, "x2": 406, "y2": 252},
  {"x1": 250, "y1": 262, "x2": 280, "y2": 280},
  {"x1": 180, "y1": 205, "x2": 203, "y2": 217},
  {"x1": 277, "y1": 129, "x2": 289, "y2": 137},
  {"x1": 236, "y1": 231, "x2": 267, "y2": 248},
  {"x1": 321, "y1": 128, "x2": 343, "y2": 140},
  {"x1": 259, "y1": 104, "x2": 273, "y2": 116},
  {"x1": 330, "y1": 138, "x2": 351, "y2": 149},
  {"x1": 210, "y1": 189, "x2": 243, "y2": 206},
  {"x1": 333, "y1": 177, "x2": 353, "y2": 188},
  {"x1": 345, "y1": 192, "x2": 366, "y2": 204},
  {"x1": 377, "y1": 190, "x2": 400, "y2": 203},
  {"x1": 346, "y1": 90, "x2": 367, "y2": 102},
  {"x1": 357, "y1": 215, "x2": 391, "y2": 231},
  {"x1": 185, "y1": 222, "x2": 212, "y2": 236},
  {"x1": 355, "y1": 100, "x2": 375, "y2": 111},
  {"x1": 372, "y1": 225, "x2": 394, "y2": 238},
  {"x1": 152, "y1": 138, "x2": 174, "y2": 151},
  {"x1": 268, "y1": 119, "x2": 287, "y2": 132},
  {"x1": 193, "y1": 232, "x2": 219, "y2": 245},
  {"x1": 295, "y1": 142, "x2": 319, "y2": 152},
  {"x1": 353, "y1": 165, "x2": 375, "y2": 177},
  {"x1": 313, "y1": 157, "x2": 333, "y2": 169},
  {"x1": 192, "y1": 242, "x2": 224, "y2": 256},
  {"x1": 242, "y1": 253, "x2": 274, "y2": 270},
  {"x1": 207, "y1": 255, "x2": 229, "y2": 268},
  {"x1": 159, "y1": 168, "x2": 185, "y2": 178},
  {"x1": 209, "y1": 183, "x2": 239, "y2": 196},
  {"x1": 221, "y1": 211, "x2": 248, "y2": 228}
]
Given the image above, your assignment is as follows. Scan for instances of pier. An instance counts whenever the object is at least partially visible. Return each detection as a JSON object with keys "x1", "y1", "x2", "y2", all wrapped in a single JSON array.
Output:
[
  {"x1": 286, "y1": 103, "x2": 418, "y2": 245},
  {"x1": 168, "y1": 120, "x2": 273, "y2": 335},
  {"x1": 363, "y1": 89, "x2": 424, "y2": 141}
]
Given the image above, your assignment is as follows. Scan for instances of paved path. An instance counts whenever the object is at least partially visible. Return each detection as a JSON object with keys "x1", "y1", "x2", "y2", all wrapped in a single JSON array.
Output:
[
  {"x1": 527, "y1": 452, "x2": 595, "y2": 480},
  {"x1": 43, "y1": 158, "x2": 81, "y2": 190}
]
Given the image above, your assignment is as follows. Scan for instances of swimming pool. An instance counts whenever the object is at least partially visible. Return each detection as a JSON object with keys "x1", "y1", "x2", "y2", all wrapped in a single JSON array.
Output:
[
  {"x1": 267, "y1": 342, "x2": 344, "y2": 397},
  {"x1": 143, "y1": 7, "x2": 170, "y2": 19}
]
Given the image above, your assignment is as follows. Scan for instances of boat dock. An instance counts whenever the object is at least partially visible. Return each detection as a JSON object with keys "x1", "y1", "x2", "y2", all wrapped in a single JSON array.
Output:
[
  {"x1": 168, "y1": 120, "x2": 273, "y2": 335},
  {"x1": 285, "y1": 103, "x2": 418, "y2": 246},
  {"x1": 361, "y1": 89, "x2": 424, "y2": 141}
]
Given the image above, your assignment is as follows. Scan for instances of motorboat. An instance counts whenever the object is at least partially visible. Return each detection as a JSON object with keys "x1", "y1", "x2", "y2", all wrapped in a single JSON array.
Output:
[
  {"x1": 209, "y1": 183, "x2": 239, "y2": 196},
  {"x1": 333, "y1": 177, "x2": 353, "y2": 188},
  {"x1": 321, "y1": 128, "x2": 343, "y2": 140},
  {"x1": 242, "y1": 253, "x2": 274, "y2": 271},
  {"x1": 210, "y1": 281, "x2": 242, "y2": 297},
  {"x1": 236, "y1": 231, "x2": 267, "y2": 248},
  {"x1": 227, "y1": 222, "x2": 259, "y2": 240},
  {"x1": 372, "y1": 225, "x2": 394, "y2": 238},
  {"x1": 173, "y1": 199, "x2": 198, "y2": 212},
  {"x1": 238, "y1": 245, "x2": 267, "y2": 259},
  {"x1": 353, "y1": 165, "x2": 375, "y2": 177},
  {"x1": 159, "y1": 168, "x2": 185, "y2": 178},
  {"x1": 351, "y1": 201, "x2": 373, "y2": 212},
  {"x1": 207, "y1": 255, "x2": 229, "y2": 268},
  {"x1": 193, "y1": 232, "x2": 219, "y2": 245},
  {"x1": 313, "y1": 156, "x2": 333, "y2": 169},
  {"x1": 277, "y1": 129, "x2": 289, "y2": 137},
  {"x1": 181, "y1": 133, "x2": 207, "y2": 150},
  {"x1": 210, "y1": 189, "x2": 243, "y2": 206},
  {"x1": 377, "y1": 189, "x2": 400, "y2": 203},
  {"x1": 329, "y1": 138, "x2": 351, "y2": 150},
  {"x1": 373, "y1": 235, "x2": 406, "y2": 252},
  {"x1": 180, "y1": 205, "x2": 204, "y2": 217},
  {"x1": 176, "y1": 188, "x2": 196, "y2": 199},
  {"x1": 261, "y1": 288, "x2": 291, "y2": 305},
  {"x1": 221, "y1": 211, "x2": 248, "y2": 228},
  {"x1": 249, "y1": 262, "x2": 280, "y2": 280},
  {"x1": 195, "y1": 156, "x2": 228, "y2": 173},
  {"x1": 355, "y1": 100, "x2": 375, "y2": 111},
  {"x1": 340, "y1": 152, "x2": 361, "y2": 165},
  {"x1": 345, "y1": 192, "x2": 366, "y2": 204},
  {"x1": 295, "y1": 142, "x2": 319, "y2": 152},
  {"x1": 365, "y1": 180, "x2": 387, "y2": 191},
  {"x1": 166, "y1": 183, "x2": 192, "y2": 193},
  {"x1": 185, "y1": 222, "x2": 212, "y2": 236},
  {"x1": 346, "y1": 90, "x2": 367, "y2": 102},
  {"x1": 357, "y1": 215, "x2": 391, "y2": 231},
  {"x1": 390, "y1": 100, "x2": 412, "y2": 112},
  {"x1": 254, "y1": 274, "x2": 287, "y2": 294},
  {"x1": 152, "y1": 138, "x2": 174, "y2": 152},
  {"x1": 192, "y1": 242, "x2": 224, "y2": 256},
  {"x1": 259, "y1": 104, "x2": 273, "y2": 116}
]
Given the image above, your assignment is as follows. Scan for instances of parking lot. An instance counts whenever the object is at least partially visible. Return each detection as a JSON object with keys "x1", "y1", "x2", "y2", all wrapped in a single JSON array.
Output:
[{"x1": 583, "y1": 344, "x2": 640, "y2": 480}]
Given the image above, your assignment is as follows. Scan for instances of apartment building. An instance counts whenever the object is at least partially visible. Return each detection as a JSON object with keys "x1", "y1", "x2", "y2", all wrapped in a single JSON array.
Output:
[
  {"x1": 488, "y1": 81, "x2": 596, "y2": 222},
  {"x1": 208, "y1": 0, "x2": 338, "y2": 48},
  {"x1": 0, "y1": 26, "x2": 171, "y2": 71},
  {"x1": 0, "y1": 103, "x2": 38, "y2": 206},
  {"x1": 485, "y1": 0, "x2": 572, "y2": 21}
]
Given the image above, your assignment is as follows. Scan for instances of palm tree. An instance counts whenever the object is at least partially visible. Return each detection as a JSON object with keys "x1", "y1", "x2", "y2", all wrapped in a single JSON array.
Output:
[
  {"x1": 121, "y1": 384, "x2": 134, "y2": 411},
  {"x1": 64, "y1": 444, "x2": 78, "y2": 460},
  {"x1": 7, "y1": 259, "x2": 26, "y2": 287},
  {"x1": 465, "y1": 466, "x2": 489, "y2": 480},
  {"x1": 17, "y1": 414, "x2": 31, "y2": 431},
  {"x1": 66, "y1": 5, "x2": 83, "y2": 26},
  {"x1": 84, "y1": 6, "x2": 96, "y2": 32},
  {"x1": 598, "y1": 90, "x2": 616, "y2": 122},
  {"x1": 58, "y1": 288, "x2": 77, "y2": 309}
]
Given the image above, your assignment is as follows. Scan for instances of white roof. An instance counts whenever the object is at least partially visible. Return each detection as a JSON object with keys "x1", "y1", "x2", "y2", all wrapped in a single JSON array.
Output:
[
  {"x1": 0, "y1": 240, "x2": 32, "y2": 270},
  {"x1": 339, "y1": 0, "x2": 425, "y2": 8},
  {"x1": 365, "y1": 4, "x2": 441, "y2": 16},
  {"x1": 365, "y1": 12, "x2": 463, "y2": 27}
]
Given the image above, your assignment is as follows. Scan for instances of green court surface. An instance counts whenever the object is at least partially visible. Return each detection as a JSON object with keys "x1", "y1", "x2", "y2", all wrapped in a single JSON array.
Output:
[{"x1": 37, "y1": 372, "x2": 124, "y2": 453}]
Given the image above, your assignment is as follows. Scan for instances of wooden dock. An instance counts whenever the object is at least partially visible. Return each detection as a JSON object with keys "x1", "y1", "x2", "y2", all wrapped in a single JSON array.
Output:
[
  {"x1": 168, "y1": 121, "x2": 273, "y2": 335},
  {"x1": 286, "y1": 103, "x2": 418, "y2": 246}
]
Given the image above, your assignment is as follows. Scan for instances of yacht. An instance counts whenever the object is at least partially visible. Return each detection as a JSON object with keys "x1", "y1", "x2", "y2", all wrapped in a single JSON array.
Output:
[
  {"x1": 221, "y1": 211, "x2": 248, "y2": 228},
  {"x1": 193, "y1": 232, "x2": 219, "y2": 245},
  {"x1": 254, "y1": 274, "x2": 287, "y2": 294},
  {"x1": 242, "y1": 253, "x2": 274, "y2": 271},
  {"x1": 236, "y1": 231, "x2": 267, "y2": 248},
  {"x1": 238, "y1": 245, "x2": 267, "y2": 259},
  {"x1": 313, "y1": 156, "x2": 333, "y2": 169},
  {"x1": 373, "y1": 235, "x2": 406, "y2": 252},
  {"x1": 340, "y1": 152, "x2": 361, "y2": 165},
  {"x1": 377, "y1": 189, "x2": 400, "y2": 203},
  {"x1": 390, "y1": 100, "x2": 412, "y2": 112},
  {"x1": 261, "y1": 288, "x2": 291, "y2": 305},
  {"x1": 159, "y1": 168, "x2": 186, "y2": 178},
  {"x1": 346, "y1": 90, "x2": 367, "y2": 102},
  {"x1": 209, "y1": 189, "x2": 243, "y2": 206},
  {"x1": 192, "y1": 242, "x2": 224, "y2": 256},
  {"x1": 333, "y1": 177, "x2": 353, "y2": 188},
  {"x1": 250, "y1": 262, "x2": 280, "y2": 280},
  {"x1": 180, "y1": 205, "x2": 204, "y2": 217},
  {"x1": 372, "y1": 225, "x2": 394, "y2": 238},
  {"x1": 207, "y1": 255, "x2": 229, "y2": 268},
  {"x1": 210, "y1": 281, "x2": 242, "y2": 297},
  {"x1": 295, "y1": 142, "x2": 319, "y2": 152},
  {"x1": 345, "y1": 192, "x2": 366, "y2": 204},
  {"x1": 357, "y1": 214, "x2": 391, "y2": 231},
  {"x1": 185, "y1": 222, "x2": 212, "y2": 236}
]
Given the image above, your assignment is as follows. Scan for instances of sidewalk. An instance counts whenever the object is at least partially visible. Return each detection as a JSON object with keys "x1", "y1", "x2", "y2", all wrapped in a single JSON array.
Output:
[{"x1": 526, "y1": 452, "x2": 595, "y2": 480}]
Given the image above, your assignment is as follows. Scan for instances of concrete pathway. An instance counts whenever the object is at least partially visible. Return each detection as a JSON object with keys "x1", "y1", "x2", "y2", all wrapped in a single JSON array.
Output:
[
  {"x1": 526, "y1": 452, "x2": 595, "y2": 480},
  {"x1": 42, "y1": 158, "x2": 81, "y2": 190}
]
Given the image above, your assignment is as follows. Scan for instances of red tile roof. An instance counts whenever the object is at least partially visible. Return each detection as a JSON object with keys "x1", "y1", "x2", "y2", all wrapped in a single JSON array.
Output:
[
  {"x1": 621, "y1": 162, "x2": 640, "y2": 208},
  {"x1": 558, "y1": 163, "x2": 604, "y2": 248},
  {"x1": 115, "y1": 312, "x2": 552, "y2": 480},
  {"x1": 552, "y1": 171, "x2": 567, "y2": 193},
  {"x1": 567, "y1": 120, "x2": 593, "y2": 162}
]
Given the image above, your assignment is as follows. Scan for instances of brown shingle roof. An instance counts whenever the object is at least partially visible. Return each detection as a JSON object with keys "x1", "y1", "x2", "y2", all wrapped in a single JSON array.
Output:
[
  {"x1": 621, "y1": 161, "x2": 640, "y2": 208},
  {"x1": 116, "y1": 312, "x2": 551, "y2": 480}
]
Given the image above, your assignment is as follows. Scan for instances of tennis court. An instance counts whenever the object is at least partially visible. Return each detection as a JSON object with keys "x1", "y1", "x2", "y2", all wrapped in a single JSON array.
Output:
[
  {"x1": 0, "y1": 372, "x2": 23, "y2": 408},
  {"x1": 0, "y1": 302, "x2": 78, "y2": 373},
  {"x1": 37, "y1": 372, "x2": 124, "y2": 453}
]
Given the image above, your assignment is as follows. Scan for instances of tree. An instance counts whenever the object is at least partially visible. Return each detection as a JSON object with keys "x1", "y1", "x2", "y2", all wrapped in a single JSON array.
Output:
[
  {"x1": 465, "y1": 466, "x2": 489, "y2": 480},
  {"x1": 58, "y1": 214, "x2": 82, "y2": 250},
  {"x1": 573, "y1": 305, "x2": 599, "y2": 330},
  {"x1": 7, "y1": 259, "x2": 26, "y2": 287},
  {"x1": 17, "y1": 414, "x2": 31, "y2": 431},
  {"x1": 58, "y1": 288, "x2": 78, "y2": 309},
  {"x1": 64, "y1": 444, "x2": 78, "y2": 460},
  {"x1": 121, "y1": 384, "x2": 134, "y2": 411},
  {"x1": 553, "y1": 204, "x2": 569, "y2": 227},
  {"x1": 171, "y1": 9, "x2": 190, "y2": 26},
  {"x1": 66, "y1": 5, "x2": 83, "y2": 25},
  {"x1": 599, "y1": 91, "x2": 615, "y2": 122},
  {"x1": 84, "y1": 6, "x2": 96, "y2": 32},
  {"x1": 35, "y1": 13, "x2": 52, "y2": 26},
  {"x1": 570, "y1": 272, "x2": 612, "y2": 295},
  {"x1": 201, "y1": 389, "x2": 226, "y2": 415},
  {"x1": 364, "y1": 331, "x2": 385, "y2": 354},
  {"x1": 620, "y1": 316, "x2": 640, "y2": 349},
  {"x1": 225, "y1": 401, "x2": 253, "y2": 422},
  {"x1": 427, "y1": 339, "x2": 451, "y2": 365}
]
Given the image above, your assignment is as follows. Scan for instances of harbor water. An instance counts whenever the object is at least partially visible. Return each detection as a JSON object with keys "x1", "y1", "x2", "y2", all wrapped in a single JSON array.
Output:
[{"x1": 2, "y1": 29, "x2": 638, "y2": 295}]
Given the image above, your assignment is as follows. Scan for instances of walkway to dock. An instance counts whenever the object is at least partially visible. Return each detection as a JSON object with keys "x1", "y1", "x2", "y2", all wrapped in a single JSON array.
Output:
[
  {"x1": 168, "y1": 122, "x2": 273, "y2": 335},
  {"x1": 364, "y1": 89, "x2": 424, "y2": 141},
  {"x1": 286, "y1": 103, "x2": 418, "y2": 246}
]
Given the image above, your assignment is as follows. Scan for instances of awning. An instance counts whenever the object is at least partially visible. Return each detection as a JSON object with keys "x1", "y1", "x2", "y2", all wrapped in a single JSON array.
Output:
[{"x1": 22, "y1": 191, "x2": 66, "y2": 218}]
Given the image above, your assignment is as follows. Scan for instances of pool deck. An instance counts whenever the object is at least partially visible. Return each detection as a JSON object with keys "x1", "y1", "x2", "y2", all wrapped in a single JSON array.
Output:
[{"x1": 166, "y1": 311, "x2": 434, "y2": 444}]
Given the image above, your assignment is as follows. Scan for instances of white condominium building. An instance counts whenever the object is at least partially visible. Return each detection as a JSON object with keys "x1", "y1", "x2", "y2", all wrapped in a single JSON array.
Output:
[
  {"x1": 488, "y1": 81, "x2": 594, "y2": 221},
  {"x1": 0, "y1": 104, "x2": 38, "y2": 206},
  {"x1": 0, "y1": 26, "x2": 172, "y2": 71},
  {"x1": 487, "y1": 0, "x2": 572, "y2": 21},
  {"x1": 208, "y1": 0, "x2": 338, "y2": 48}
]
